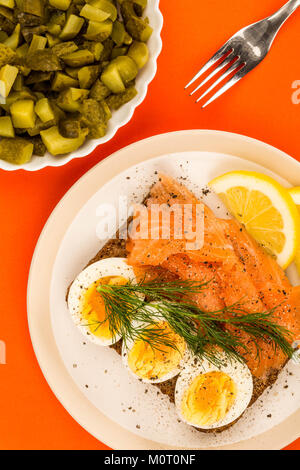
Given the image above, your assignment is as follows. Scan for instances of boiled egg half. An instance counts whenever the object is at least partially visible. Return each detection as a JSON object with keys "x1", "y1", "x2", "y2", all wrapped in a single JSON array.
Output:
[
  {"x1": 122, "y1": 305, "x2": 187, "y2": 384},
  {"x1": 175, "y1": 353, "x2": 253, "y2": 429},
  {"x1": 68, "y1": 257, "x2": 137, "y2": 346}
]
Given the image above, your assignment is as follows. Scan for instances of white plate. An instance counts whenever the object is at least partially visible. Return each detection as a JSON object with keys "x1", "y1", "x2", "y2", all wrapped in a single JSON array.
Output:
[
  {"x1": 27, "y1": 130, "x2": 300, "y2": 449},
  {"x1": 1, "y1": 0, "x2": 163, "y2": 172}
]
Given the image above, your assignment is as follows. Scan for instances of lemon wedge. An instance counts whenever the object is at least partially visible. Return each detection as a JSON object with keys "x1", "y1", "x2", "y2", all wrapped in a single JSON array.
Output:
[
  {"x1": 209, "y1": 171, "x2": 300, "y2": 269},
  {"x1": 288, "y1": 187, "x2": 300, "y2": 274}
]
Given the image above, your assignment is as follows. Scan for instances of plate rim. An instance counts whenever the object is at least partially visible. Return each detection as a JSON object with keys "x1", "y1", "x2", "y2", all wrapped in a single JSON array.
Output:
[{"x1": 27, "y1": 129, "x2": 300, "y2": 450}]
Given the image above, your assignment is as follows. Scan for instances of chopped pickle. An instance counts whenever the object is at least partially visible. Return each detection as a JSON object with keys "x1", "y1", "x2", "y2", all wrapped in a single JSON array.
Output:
[
  {"x1": 128, "y1": 41, "x2": 148, "y2": 69},
  {"x1": 132, "y1": 0, "x2": 147, "y2": 16},
  {"x1": 83, "y1": 41, "x2": 104, "y2": 61},
  {"x1": 15, "y1": 43, "x2": 29, "y2": 59},
  {"x1": 123, "y1": 31, "x2": 133, "y2": 45},
  {"x1": 26, "y1": 49, "x2": 62, "y2": 71},
  {"x1": 10, "y1": 99, "x2": 36, "y2": 128},
  {"x1": 25, "y1": 71, "x2": 53, "y2": 85},
  {"x1": 40, "y1": 125, "x2": 88, "y2": 155},
  {"x1": 113, "y1": 55, "x2": 138, "y2": 84},
  {"x1": 111, "y1": 46, "x2": 127, "y2": 59},
  {"x1": 35, "y1": 97, "x2": 55, "y2": 122},
  {"x1": 84, "y1": 19, "x2": 112, "y2": 41},
  {"x1": 106, "y1": 85, "x2": 137, "y2": 110},
  {"x1": 30, "y1": 135, "x2": 46, "y2": 156},
  {"x1": 0, "y1": 43, "x2": 16, "y2": 67},
  {"x1": 56, "y1": 87, "x2": 89, "y2": 112},
  {"x1": 27, "y1": 117, "x2": 55, "y2": 135},
  {"x1": 80, "y1": 4, "x2": 110, "y2": 23},
  {"x1": 0, "y1": 31, "x2": 8, "y2": 42},
  {"x1": 126, "y1": 16, "x2": 152, "y2": 42},
  {"x1": 27, "y1": 34, "x2": 47, "y2": 55},
  {"x1": 0, "y1": 16, "x2": 14, "y2": 35},
  {"x1": 101, "y1": 62, "x2": 125, "y2": 93},
  {"x1": 0, "y1": 6, "x2": 14, "y2": 22},
  {"x1": 0, "y1": 64, "x2": 18, "y2": 97},
  {"x1": 4, "y1": 23, "x2": 21, "y2": 50},
  {"x1": 22, "y1": 25, "x2": 47, "y2": 43},
  {"x1": 59, "y1": 117, "x2": 81, "y2": 138},
  {"x1": 120, "y1": 1, "x2": 135, "y2": 23},
  {"x1": 65, "y1": 66, "x2": 80, "y2": 79},
  {"x1": 45, "y1": 34, "x2": 61, "y2": 47},
  {"x1": 49, "y1": 0, "x2": 72, "y2": 11},
  {"x1": 12, "y1": 73, "x2": 24, "y2": 90},
  {"x1": 100, "y1": 38, "x2": 114, "y2": 61},
  {"x1": 51, "y1": 71, "x2": 79, "y2": 91},
  {"x1": 79, "y1": 98, "x2": 111, "y2": 138},
  {"x1": 111, "y1": 20, "x2": 126, "y2": 46},
  {"x1": 23, "y1": 0, "x2": 44, "y2": 17},
  {"x1": 0, "y1": 115, "x2": 14, "y2": 137},
  {"x1": 47, "y1": 23, "x2": 62, "y2": 37},
  {"x1": 0, "y1": 137, "x2": 33, "y2": 164},
  {"x1": 78, "y1": 64, "x2": 100, "y2": 89},
  {"x1": 89, "y1": 0, "x2": 117, "y2": 21},
  {"x1": 62, "y1": 49, "x2": 95, "y2": 67},
  {"x1": 89, "y1": 78, "x2": 110, "y2": 100},
  {"x1": 51, "y1": 41, "x2": 78, "y2": 58},
  {"x1": 59, "y1": 15, "x2": 84, "y2": 40},
  {"x1": 49, "y1": 11, "x2": 66, "y2": 28},
  {"x1": 0, "y1": 0, "x2": 14, "y2": 9}
]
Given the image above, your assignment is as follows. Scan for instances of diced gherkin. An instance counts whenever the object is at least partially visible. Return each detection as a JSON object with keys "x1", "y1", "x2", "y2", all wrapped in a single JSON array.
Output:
[
  {"x1": 62, "y1": 49, "x2": 95, "y2": 67},
  {"x1": 0, "y1": 0, "x2": 14, "y2": 9},
  {"x1": 0, "y1": 137, "x2": 33, "y2": 164},
  {"x1": 49, "y1": 0, "x2": 71, "y2": 11},
  {"x1": 84, "y1": 19, "x2": 113, "y2": 41},
  {"x1": 35, "y1": 98, "x2": 55, "y2": 122},
  {"x1": 106, "y1": 85, "x2": 137, "y2": 110},
  {"x1": 10, "y1": 99, "x2": 36, "y2": 128},
  {"x1": 128, "y1": 41, "x2": 149, "y2": 69},
  {"x1": 0, "y1": 43, "x2": 16, "y2": 67},
  {"x1": 0, "y1": 115, "x2": 14, "y2": 137},
  {"x1": 40, "y1": 125, "x2": 89, "y2": 155},
  {"x1": 59, "y1": 15, "x2": 84, "y2": 40},
  {"x1": 0, "y1": 64, "x2": 18, "y2": 97},
  {"x1": 80, "y1": 4, "x2": 110, "y2": 23}
]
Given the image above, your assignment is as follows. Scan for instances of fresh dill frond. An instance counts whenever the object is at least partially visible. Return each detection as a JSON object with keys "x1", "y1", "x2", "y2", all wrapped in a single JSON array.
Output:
[{"x1": 95, "y1": 278, "x2": 294, "y2": 367}]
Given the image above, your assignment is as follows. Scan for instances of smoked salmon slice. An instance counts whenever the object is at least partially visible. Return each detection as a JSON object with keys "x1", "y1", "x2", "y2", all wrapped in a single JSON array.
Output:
[
  {"x1": 225, "y1": 219, "x2": 300, "y2": 340},
  {"x1": 162, "y1": 254, "x2": 225, "y2": 312},
  {"x1": 126, "y1": 174, "x2": 300, "y2": 381},
  {"x1": 127, "y1": 174, "x2": 235, "y2": 266}
]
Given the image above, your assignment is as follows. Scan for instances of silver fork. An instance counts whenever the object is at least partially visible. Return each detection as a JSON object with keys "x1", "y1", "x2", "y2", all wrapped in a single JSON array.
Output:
[{"x1": 186, "y1": 0, "x2": 300, "y2": 108}]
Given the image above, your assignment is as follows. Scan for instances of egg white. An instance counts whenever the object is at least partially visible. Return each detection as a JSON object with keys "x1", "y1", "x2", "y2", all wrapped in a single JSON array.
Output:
[
  {"x1": 68, "y1": 257, "x2": 137, "y2": 346},
  {"x1": 175, "y1": 353, "x2": 253, "y2": 430},
  {"x1": 122, "y1": 304, "x2": 188, "y2": 384}
]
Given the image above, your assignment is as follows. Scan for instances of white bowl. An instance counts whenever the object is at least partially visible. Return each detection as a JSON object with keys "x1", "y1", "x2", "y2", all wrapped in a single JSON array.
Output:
[{"x1": 1, "y1": 0, "x2": 163, "y2": 172}]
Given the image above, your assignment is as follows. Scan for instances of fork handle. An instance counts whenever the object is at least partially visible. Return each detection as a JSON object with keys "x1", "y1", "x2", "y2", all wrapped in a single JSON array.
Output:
[{"x1": 269, "y1": 0, "x2": 300, "y2": 31}]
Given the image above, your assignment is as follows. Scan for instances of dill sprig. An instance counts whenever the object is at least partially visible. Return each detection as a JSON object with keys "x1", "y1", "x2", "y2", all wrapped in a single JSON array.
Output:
[{"x1": 95, "y1": 278, "x2": 294, "y2": 367}]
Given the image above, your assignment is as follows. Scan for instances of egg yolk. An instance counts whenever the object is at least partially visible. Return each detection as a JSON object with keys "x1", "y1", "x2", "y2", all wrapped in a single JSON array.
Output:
[
  {"x1": 127, "y1": 322, "x2": 186, "y2": 381},
  {"x1": 181, "y1": 371, "x2": 237, "y2": 427},
  {"x1": 80, "y1": 276, "x2": 127, "y2": 339}
]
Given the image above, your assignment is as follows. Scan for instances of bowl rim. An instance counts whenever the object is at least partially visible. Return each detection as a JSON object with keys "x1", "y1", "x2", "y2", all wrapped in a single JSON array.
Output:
[{"x1": 0, "y1": 0, "x2": 163, "y2": 172}]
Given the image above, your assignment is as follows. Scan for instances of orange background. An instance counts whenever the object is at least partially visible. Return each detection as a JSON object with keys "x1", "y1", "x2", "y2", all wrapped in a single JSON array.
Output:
[{"x1": 0, "y1": 0, "x2": 299, "y2": 450}]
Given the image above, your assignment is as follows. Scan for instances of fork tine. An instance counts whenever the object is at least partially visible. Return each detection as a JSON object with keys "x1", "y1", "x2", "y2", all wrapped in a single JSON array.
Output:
[
  {"x1": 201, "y1": 64, "x2": 245, "y2": 108},
  {"x1": 190, "y1": 51, "x2": 236, "y2": 96},
  {"x1": 185, "y1": 44, "x2": 231, "y2": 89},
  {"x1": 195, "y1": 60, "x2": 243, "y2": 104}
]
